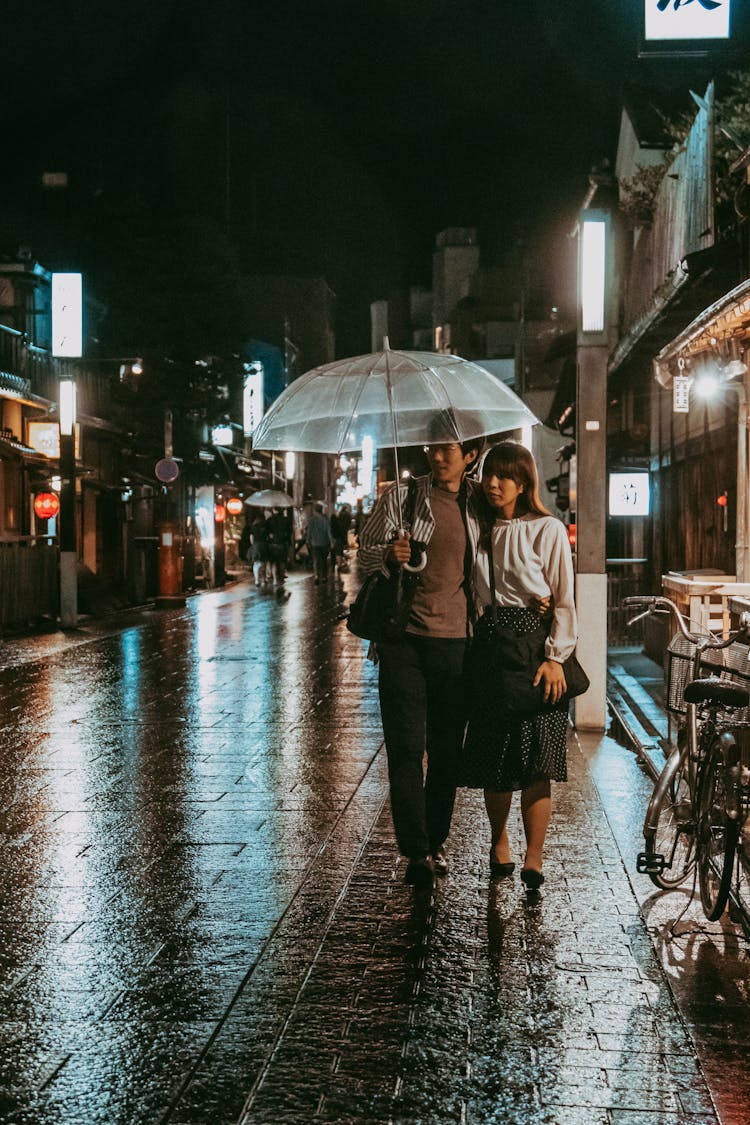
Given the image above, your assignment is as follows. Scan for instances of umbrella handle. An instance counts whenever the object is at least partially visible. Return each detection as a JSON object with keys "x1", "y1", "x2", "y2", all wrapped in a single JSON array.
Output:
[
  {"x1": 395, "y1": 530, "x2": 427, "y2": 573},
  {"x1": 403, "y1": 553, "x2": 427, "y2": 573}
]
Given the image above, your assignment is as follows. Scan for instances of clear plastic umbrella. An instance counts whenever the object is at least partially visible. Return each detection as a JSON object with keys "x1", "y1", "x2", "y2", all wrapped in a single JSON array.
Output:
[
  {"x1": 253, "y1": 343, "x2": 539, "y2": 456},
  {"x1": 252, "y1": 341, "x2": 540, "y2": 541},
  {"x1": 244, "y1": 489, "x2": 294, "y2": 508}
]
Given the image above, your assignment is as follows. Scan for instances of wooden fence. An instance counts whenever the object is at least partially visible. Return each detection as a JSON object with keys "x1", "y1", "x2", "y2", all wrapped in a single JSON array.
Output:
[{"x1": 0, "y1": 539, "x2": 58, "y2": 632}]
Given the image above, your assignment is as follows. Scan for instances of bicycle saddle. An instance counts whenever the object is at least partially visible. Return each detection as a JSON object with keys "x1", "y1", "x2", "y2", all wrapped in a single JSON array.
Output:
[{"x1": 683, "y1": 676, "x2": 750, "y2": 709}]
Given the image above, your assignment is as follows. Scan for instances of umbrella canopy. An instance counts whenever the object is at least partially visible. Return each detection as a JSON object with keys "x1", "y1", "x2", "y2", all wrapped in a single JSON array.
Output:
[
  {"x1": 244, "y1": 489, "x2": 295, "y2": 508},
  {"x1": 252, "y1": 347, "x2": 539, "y2": 454}
]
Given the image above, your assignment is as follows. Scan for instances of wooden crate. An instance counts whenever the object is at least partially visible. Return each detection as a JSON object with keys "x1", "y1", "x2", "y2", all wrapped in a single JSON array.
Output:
[{"x1": 662, "y1": 573, "x2": 750, "y2": 638}]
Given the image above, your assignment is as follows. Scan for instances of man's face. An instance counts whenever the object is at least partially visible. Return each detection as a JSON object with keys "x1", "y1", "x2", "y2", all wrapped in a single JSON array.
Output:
[{"x1": 425, "y1": 442, "x2": 477, "y2": 490}]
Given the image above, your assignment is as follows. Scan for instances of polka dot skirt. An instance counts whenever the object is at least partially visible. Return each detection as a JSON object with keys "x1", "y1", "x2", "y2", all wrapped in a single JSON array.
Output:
[{"x1": 458, "y1": 606, "x2": 569, "y2": 792}]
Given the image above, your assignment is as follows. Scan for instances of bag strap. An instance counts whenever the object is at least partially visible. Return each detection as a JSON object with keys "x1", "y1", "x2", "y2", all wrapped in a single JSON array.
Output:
[{"x1": 487, "y1": 531, "x2": 498, "y2": 623}]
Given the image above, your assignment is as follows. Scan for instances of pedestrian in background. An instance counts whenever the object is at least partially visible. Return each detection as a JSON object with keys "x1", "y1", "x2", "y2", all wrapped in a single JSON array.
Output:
[
  {"x1": 330, "y1": 503, "x2": 352, "y2": 572},
  {"x1": 238, "y1": 518, "x2": 253, "y2": 567},
  {"x1": 306, "y1": 504, "x2": 333, "y2": 584},
  {"x1": 459, "y1": 441, "x2": 577, "y2": 891},
  {"x1": 358, "y1": 437, "x2": 483, "y2": 890},
  {"x1": 267, "y1": 506, "x2": 291, "y2": 596},
  {"x1": 249, "y1": 511, "x2": 271, "y2": 588}
]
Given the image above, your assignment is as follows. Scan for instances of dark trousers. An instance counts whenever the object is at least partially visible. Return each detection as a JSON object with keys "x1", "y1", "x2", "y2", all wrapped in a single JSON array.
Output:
[
  {"x1": 377, "y1": 634, "x2": 469, "y2": 859},
  {"x1": 311, "y1": 546, "x2": 329, "y2": 581}
]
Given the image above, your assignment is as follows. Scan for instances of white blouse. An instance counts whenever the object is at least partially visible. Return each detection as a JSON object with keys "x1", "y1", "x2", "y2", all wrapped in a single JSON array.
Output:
[{"x1": 473, "y1": 514, "x2": 577, "y2": 663}]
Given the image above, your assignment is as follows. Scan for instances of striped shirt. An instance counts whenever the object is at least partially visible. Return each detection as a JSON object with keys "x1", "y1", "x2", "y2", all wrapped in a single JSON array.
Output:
[{"x1": 358, "y1": 474, "x2": 481, "y2": 578}]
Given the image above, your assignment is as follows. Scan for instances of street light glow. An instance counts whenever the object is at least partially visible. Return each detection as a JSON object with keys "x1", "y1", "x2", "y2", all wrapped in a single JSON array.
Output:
[
  {"x1": 693, "y1": 370, "x2": 721, "y2": 400},
  {"x1": 580, "y1": 219, "x2": 606, "y2": 334},
  {"x1": 59, "y1": 380, "x2": 77, "y2": 436}
]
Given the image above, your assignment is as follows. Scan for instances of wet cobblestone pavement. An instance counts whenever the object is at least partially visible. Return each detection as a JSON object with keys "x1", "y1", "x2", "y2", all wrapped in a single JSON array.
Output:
[{"x1": 0, "y1": 571, "x2": 748, "y2": 1123}]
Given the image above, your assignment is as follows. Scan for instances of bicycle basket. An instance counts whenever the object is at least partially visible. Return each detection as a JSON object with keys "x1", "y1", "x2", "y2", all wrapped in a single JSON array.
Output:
[{"x1": 665, "y1": 631, "x2": 724, "y2": 716}]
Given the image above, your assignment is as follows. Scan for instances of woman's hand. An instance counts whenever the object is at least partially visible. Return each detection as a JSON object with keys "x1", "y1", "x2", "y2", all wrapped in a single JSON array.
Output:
[
  {"x1": 385, "y1": 533, "x2": 412, "y2": 565},
  {"x1": 533, "y1": 659, "x2": 567, "y2": 704}
]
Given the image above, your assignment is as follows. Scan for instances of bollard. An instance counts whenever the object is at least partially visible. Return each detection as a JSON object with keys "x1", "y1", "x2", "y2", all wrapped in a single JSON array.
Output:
[{"x1": 155, "y1": 522, "x2": 187, "y2": 607}]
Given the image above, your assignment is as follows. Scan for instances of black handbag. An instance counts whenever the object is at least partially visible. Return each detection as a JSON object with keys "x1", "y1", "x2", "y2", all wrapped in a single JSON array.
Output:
[
  {"x1": 470, "y1": 535, "x2": 589, "y2": 716},
  {"x1": 347, "y1": 479, "x2": 421, "y2": 643}
]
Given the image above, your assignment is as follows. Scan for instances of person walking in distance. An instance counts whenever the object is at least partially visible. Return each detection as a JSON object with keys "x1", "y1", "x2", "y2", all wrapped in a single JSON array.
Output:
[
  {"x1": 267, "y1": 506, "x2": 291, "y2": 595},
  {"x1": 459, "y1": 441, "x2": 577, "y2": 892},
  {"x1": 358, "y1": 437, "x2": 483, "y2": 889},
  {"x1": 306, "y1": 504, "x2": 333, "y2": 585},
  {"x1": 249, "y1": 511, "x2": 271, "y2": 588}
]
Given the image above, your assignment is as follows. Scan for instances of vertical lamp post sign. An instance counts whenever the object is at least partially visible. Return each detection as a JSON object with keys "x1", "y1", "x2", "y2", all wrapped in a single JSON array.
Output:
[
  {"x1": 575, "y1": 211, "x2": 610, "y2": 730},
  {"x1": 52, "y1": 273, "x2": 82, "y2": 628}
]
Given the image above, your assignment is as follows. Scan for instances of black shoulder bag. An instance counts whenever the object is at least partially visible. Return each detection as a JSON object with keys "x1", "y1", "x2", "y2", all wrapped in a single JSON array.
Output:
[
  {"x1": 346, "y1": 478, "x2": 422, "y2": 643},
  {"x1": 471, "y1": 533, "x2": 589, "y2": 715}
]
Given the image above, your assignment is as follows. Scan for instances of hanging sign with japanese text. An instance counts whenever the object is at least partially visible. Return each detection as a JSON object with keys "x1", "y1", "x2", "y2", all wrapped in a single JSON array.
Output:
[
  {"x1": 673, "y1": 374, "x2": 691, "y2": 413},
  {"x1": 645, "y1": 0, "x2": 731, "y2": 42}
]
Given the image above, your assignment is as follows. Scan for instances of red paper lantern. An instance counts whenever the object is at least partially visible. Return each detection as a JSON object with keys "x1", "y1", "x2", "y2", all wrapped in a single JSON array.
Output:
[
  {"x1": 214, "y1": 503, "x2": 226, "y2": 523},
  {"x1": 567, "y1": 522, "x2": 577, "y2": 550},
  {"x1": 34, "y1": 492, "x2": 60, "y2": 520},
  {"x1": 226, "y1": 497, "x2": 243, "y2": 516}
]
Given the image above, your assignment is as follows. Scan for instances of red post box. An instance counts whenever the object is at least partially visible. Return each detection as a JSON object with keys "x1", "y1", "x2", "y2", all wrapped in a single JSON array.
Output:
[{"x1": 155, "y1": 522, "x2": 186, "y2": 607}]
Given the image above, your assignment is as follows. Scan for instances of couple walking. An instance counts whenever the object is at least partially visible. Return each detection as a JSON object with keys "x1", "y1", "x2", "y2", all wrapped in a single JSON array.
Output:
[{"x1": 358, "y1": 438, "x2": 577, "y2": 891}]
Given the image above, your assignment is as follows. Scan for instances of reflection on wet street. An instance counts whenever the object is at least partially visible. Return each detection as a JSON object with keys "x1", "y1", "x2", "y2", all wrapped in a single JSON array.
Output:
[{"x1": 0, "y1": 573, "x2": 748, "y2": 1123}]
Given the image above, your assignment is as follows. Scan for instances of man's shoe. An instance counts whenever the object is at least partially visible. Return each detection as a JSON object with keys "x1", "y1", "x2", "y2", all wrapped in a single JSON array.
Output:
[
  {"x1": 432, "y1": 846, "x2": 448, "y2": 878},
  {"x1": 404, "y1": 856, "x2": 435, "y2": 890}
]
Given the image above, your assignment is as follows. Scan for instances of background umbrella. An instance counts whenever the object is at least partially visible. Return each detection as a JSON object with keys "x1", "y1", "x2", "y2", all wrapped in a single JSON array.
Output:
[
  {"x1": 252, "y1": 341, "x2": 540, "y2": 535},
  {"x1": 244, "y1": 489, "x2": 295, "y2": 508}
]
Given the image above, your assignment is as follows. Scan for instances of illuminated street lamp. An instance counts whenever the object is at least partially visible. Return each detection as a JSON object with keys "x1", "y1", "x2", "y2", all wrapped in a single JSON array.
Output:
[
  {"x1": 52, "y1": 271, "x2": 83, "y2": 629},
  {"x1": 575, "y1": 210, "x2": 611, "y2": 730}
]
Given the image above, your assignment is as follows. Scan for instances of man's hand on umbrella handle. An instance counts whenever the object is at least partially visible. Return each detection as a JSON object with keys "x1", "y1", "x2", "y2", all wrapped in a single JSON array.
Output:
[{"x1": 385, "y1": 533, "x2": 412, "y2": 566}]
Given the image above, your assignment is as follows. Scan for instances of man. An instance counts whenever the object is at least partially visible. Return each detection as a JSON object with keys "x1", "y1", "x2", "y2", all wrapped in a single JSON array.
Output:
[
  {"x1": 306, "y1": 503, "x2": 333, "y2": 584},
  {"x1": 358, "y1": 438, "x2": 482, "y2": 889},
  {"x1": 267, "y1": 506, "x2": 292, "y2": 595}
]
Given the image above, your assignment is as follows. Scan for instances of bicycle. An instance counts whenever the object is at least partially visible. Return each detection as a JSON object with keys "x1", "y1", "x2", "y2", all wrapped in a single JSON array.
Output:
[{"x1": 624, "y1": 595, "x2": 750, "y2": 924}]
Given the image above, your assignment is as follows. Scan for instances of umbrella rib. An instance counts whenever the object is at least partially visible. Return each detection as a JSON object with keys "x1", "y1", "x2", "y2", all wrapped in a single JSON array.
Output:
[{"x1": 422, "y1": 360, "x2": 462, "y2": 440}]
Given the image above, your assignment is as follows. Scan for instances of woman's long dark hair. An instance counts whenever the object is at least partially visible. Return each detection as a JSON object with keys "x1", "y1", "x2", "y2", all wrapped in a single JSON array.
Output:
[{"x1": 477, "y1": 441, "x2": 549, "y2": 547}]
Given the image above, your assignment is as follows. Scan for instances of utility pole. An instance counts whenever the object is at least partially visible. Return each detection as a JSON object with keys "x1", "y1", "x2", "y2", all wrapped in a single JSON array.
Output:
[{"x1": 575, "y1": 211, "x2": 611, "y2": 730}]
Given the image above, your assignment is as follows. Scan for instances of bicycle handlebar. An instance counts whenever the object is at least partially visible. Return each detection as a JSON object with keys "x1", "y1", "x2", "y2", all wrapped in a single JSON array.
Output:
[{"x1": 623, "y1": 595, "x2": 750, "y2": 651}]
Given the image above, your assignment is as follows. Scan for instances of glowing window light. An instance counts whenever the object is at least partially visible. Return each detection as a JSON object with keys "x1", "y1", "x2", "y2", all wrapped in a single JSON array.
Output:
[
  {"x1": 285, "y1": 451, "x2": 296, "y2": 479},
  {"x1": 580, "y1": 219, "x2": 606, "y2": 334}
]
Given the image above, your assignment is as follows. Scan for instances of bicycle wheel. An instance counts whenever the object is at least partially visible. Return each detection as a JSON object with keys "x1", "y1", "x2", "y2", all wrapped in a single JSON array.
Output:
[
  {"x1": 697, "y1": 739, "x2": 738, "y2": 921},
  {"x1": 642, "y1": 745, "x2": 695, "y2": 889}
]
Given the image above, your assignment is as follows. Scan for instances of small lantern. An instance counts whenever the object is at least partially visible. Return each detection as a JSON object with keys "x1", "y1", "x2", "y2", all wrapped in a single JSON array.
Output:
[
  {"x1": 214, "y1": 503, "x2": 226, "y2": 523},
  {"x1": 34, "y1": 492, "x2": 61, "y2": 520},
  {"x1": 226, "y1": 497, "x2": 243, "y2": 516}
]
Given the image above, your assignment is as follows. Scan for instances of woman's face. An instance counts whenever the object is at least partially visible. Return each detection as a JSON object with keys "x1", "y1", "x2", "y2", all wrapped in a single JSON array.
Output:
[{"x1": 482, "y1": 472, "x2": 524, "y2": 519}]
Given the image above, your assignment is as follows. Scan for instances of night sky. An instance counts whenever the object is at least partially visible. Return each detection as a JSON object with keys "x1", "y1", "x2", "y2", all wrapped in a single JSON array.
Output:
[{"x1": 0, "y1": 1, "x2": 737, "y2": 354}]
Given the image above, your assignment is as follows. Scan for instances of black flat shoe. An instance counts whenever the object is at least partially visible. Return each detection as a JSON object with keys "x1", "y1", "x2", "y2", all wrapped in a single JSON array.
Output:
[
  {"x1": 432, "y1": 846, "x2": 448, "y2": 878},
  {"x1": 520, "y1": 867, "x2": 544, "y2": 890},
  {"x1": 404, "y1": 856, "x2": 435, "y2": 890},
  {"x1": 489, "y1": 851, "x2": 515, "y2": 879}
]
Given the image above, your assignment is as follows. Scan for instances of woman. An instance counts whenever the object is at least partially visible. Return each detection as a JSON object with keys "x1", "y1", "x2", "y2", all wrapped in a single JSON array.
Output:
[{"x1": 460, "y1": 441, "x2": 577, "y2": 890}]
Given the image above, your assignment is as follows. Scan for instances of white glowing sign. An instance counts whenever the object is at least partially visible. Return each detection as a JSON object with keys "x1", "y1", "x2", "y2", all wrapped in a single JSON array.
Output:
[
  {"x1": 51, "y1": 273, "x2": 83, "y2": 357},
  {"x1": 609, "y1": 472, "x2": 651, "y2": 517},
  {"x1": 580, "y1": 219, "x2": 606, "y2": 334},
  {"x1": 243, "y1": 362, "x2": 264, "y2": 437},
  {"x1": 27, "y1": 422, "x2": 60, "y2": 459},
  {"x1": 645, "y1": 0, "x2": 730, "y2": 41}
]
